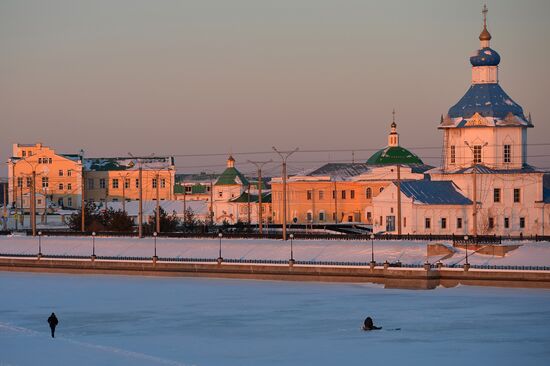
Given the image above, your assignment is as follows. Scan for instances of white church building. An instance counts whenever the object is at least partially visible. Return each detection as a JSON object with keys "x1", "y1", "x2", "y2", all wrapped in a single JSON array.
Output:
[{"x1": 374, "y1": 7, "x2": 550, "y2": 236}]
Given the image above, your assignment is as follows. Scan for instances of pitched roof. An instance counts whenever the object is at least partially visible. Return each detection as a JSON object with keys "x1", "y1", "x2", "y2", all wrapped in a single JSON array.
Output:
[
  {"x1": 174, "y1": 183, "x2": 209, "y2": 195},
  {"x1": 215, "y1": 167, "x2": 249, "y2": 186},
  {"x1": 429, "y1": 164, "x2": 543, "y2": 175},
  {"x1": 84, "y1": 157, "x2": 173, "y2": 171},
  {"x1": 398, "y1": 180, "x2": 472, "y2": 205},
  {"x1": 230, "y1": 192, "x2": 271, "y2": 203}
]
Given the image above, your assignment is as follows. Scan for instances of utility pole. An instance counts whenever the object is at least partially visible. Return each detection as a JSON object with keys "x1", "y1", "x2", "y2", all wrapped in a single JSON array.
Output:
[
  {"x1": 334, "y1": 181, "x2": 338, "y2": 224},
  {"x1": 2, "y1": 183, "x2": 7, "y2": 231},
  {"x1": 465, "y1": 141, "x2": 487, "y2": 237},
  {"x1": 272, "y1": 147, "x2": 298, "y2": 241},
  {"x1": 247, "y1": 183, "x2": 251, "y2": 225},
  {"x1": 396, "y1": 164, "x2": 402, "y2": 236},
  {"x1": 81, "y1": 169, "x2": 86, "y2": 232},
  {"x1": 138, "y1": 165, "x2": 143, "y2": 237},
  {"x1": 121, "y1": 175, "x2": 127, "y2": 213},
  {"x1": 248, "y1": 160, "x2": 272, "y2": 234},
  {"x1": 12, "y1": 164, "x2": 18, "y2": 231},
  {"x1": 31, "y1": 170, "x2": 36, "y2": 237},
  {"x1": 182, "y1": 181, "x2": 186, "y2": 225},
  {"x1": 210, "y1": 180, "x2": 214, "y2": 225},
  {"x1": 155, "y1": 173, "x2": 160, "y2": 233}
]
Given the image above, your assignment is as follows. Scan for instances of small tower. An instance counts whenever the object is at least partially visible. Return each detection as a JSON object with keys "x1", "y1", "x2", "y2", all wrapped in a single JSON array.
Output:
[
  {"x1": 388, "y1": 109, "x2": 399, "y2": 147},
  {"x1": 227, "y1": 155, "x2": 235, "y2": 168}
]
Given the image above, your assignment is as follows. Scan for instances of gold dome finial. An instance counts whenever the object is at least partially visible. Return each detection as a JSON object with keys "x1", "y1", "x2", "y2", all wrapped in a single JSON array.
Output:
[{"x1": 479, "y1": 4, "x2": 492, "y2": 41}]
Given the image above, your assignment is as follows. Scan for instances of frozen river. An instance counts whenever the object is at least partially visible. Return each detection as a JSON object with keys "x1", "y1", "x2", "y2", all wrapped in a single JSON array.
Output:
[{"x1": 1, "y1": 273, "x2": 550, "y2": 366}]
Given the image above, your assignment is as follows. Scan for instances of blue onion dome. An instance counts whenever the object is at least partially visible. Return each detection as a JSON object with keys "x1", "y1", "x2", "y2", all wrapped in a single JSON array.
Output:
[{"x1": 470, "y1": 47, "x2": 500, "y2": 66}]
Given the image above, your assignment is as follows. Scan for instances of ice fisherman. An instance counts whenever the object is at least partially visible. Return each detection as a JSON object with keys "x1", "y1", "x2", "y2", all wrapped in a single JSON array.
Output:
[
  {"x1": 362, "y1": 316, "x2": 382, "y2": 331},
  {"x1": 48, "y1": 313, "x2": 59, "y2": 338}
]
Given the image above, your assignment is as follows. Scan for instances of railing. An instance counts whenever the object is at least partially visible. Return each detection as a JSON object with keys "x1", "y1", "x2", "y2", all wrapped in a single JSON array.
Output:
[
  {"x1": 4, "y1": 230, "x2": 549, "y2": 242},
  {"x1": 1, "y1": 253, "x2": 549, "y2": 271}
]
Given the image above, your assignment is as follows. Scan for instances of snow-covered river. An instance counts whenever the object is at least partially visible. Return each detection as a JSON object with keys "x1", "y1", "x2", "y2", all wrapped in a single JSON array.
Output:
[{"x1": 1, "y1": 272, "x2": 549, "y2": 365}]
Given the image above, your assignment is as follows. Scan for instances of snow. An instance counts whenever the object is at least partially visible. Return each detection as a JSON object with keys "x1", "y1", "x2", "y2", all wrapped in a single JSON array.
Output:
[
  {"x1": 0, "y1": 236, "x2": 549, "y2": 266},
  {"x1": 484, "y1": 49, "x2": 492, "y2": 55},
  {"x1": 504, "y1": 98, "x2": 515, "y2": 106},
  {"x1": 1, "y1": 272, "x2": 549, "y2": 366}
]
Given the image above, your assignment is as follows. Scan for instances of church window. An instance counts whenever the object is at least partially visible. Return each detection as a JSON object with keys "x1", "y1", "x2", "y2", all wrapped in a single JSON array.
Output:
[
  {"x1": 319, "y1": 190, "x2": 324, "y2": 200},
  {"x1": 473, "y1": 145, "x2": 482, "y2": 163},
  {"x1": 504, "y1": 145, "x2": 511, "y2": 163},
  {"x1": 450, "y1": 146, "x2": 456, "y2": 164},
  {"x1": 306, "y1": 190, "x2": 312, "y2": 200},
  {"x1": 366, "y1": 187, "x2": 372, "y2": 199},
  {"x1": 425, "y1": 218, "x2": 431, "y2": 229},
  {"x1": 519, "y1": 217, "x2": 525, "y2": 229},
  {"x1": 457, "y1": 217, "x2": 463, "y2": 229},
  {"x1": 513, "y1": 188, "x2": 521, "y2": 203},
  {"x1": 493, "y1": 188, "x2": 501, "y2": 203}
]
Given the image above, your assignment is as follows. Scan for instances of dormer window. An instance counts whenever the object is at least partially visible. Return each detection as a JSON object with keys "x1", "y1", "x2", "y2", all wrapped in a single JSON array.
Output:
[{"x1": 473, "y1": 145, "x2": 482, "y2": 163}]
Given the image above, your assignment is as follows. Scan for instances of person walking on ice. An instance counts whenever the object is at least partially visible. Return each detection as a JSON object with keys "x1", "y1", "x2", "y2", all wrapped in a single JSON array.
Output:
[{"x1": 48, "y1": 313, "x2": 58, "y2": 338}]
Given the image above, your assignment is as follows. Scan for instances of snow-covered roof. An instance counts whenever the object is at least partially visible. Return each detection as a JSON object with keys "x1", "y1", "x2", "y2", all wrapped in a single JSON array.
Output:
[
  {"x1": 428, "y1": 164, "x2": 545, "y2": 175},
  {"x1": 84, "y1": 157, "x2": 174, "y2": 172},
  {"x1": 100, "y1": 200, "x2": 208, "y2": 216},
  {"x1": 398, "y1": 180, "x2": 472, "y2": 205}
]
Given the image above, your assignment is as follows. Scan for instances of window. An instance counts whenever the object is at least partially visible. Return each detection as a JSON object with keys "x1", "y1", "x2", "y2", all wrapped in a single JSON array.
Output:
[
  {"x1": 319, "y1": 211, "x2": 325, "y2": 221},
  {"x1": 441, "y1": 217, "x2": 447, "y2": 229},
  {"x1": 58, "y1": 170, "x2": 64, "y2": 177},
  {"x1": 88, "y1": 179, "x2": 94, "y2": 189},
  {"x1": 319, "y1": 190, "x2": 324, "y2": 200},
  {"x1": 67, "y1": 170, "x2": 72, "y2": 177},
  {"x1": 504, "y1": 217, "x2": 509, "y2": 229},
  {"x1": 125, "y1": 179, "x2": 130, "y2": 189},
  {"x1": 403, "y1": 217, "x2": 406, "y2": 227},
  {"x1": 306, "y1": 212, "x2": 313, "y2": 222},
  {"x1": 504, "y1": 144, "x2": 511, "y2": 163},
  {"x1": 135, "y1": 179, "x2": 140, "y2": 188},
  {"x1": 457, "y1": 217, "x2": 463, "y2": 229},
  {"x1": 450, "y1": 145, "x2": 456, "y2": 164},
  {"x1": 161, "y1": 178, "x2": 166, "y2": 188},
  {"x1": 58, "y1": 198, "x2": 63, "y2": 207},
  {"x1": 67, "y1": 183, "x2": 72, "y2": 190},
  {"x1": 185, "y1": 186, "x2": 192, "y2": 193},
  {"x1": 42, "y1": 177, "x2": 49, "y2": 188},
  {"x1": 26, "y1": 177, "x2": 32, "y2": 188},
  {"x1": 112, "y1": 179, "x2": 119, "y2": 189},
  {"x1": 386, "y1": 216, "x2": 395, "y2": 231},
  {"x1": 307, "y1": 190, "x2": 312, "y2": 200},
  {"x1": 513, "y1": 188, "x2": 520, "y2": 203},
  {"x1": 379, "y1": 187, "x2": 384, "y2": 193},
  {"x1": 332, "y1": 190, "x2": 336, "y2": 199},
  {"x1": 37, "y1": 199, "x2": 42, "y2": 204},
  {"x1": 67, "y1": 197, "x2": 72, "y2": 207},
  {"x1": 99, "y1": 179, "x2": 106, "y2": 189},
  {"x1": 17, "y1": 177, "x2": 23, "y2": 187},
  {"x1": 152, "y1": 178, "x2": 158, "y2": 188},
  {"x1": 48, "y1": 158, "x2": 52, "y2": 164},
  {"x1": 474, "y1": 145, "x2": 482, "y2": 163},
  {"x1": 366, "y1": 211, "x2": 372, "y2": 224},
  {"x1": 58, "y1": 183, "x2": 64, "y2": 190},
  {"x1": 519, "y1": 217, "x2": 525, "y2": 229},
  {"x1": 366, "y1": 187, "x2": 372, "y2": 199},
  {"x1": 425, "y1": 218, "x2": 431, "y2": 229},
  {"x1": 38, "y1": 158, "x2": 42, "y2": 164},
  {"x1": 218, "y1": 191, "x2": 223, "y2": 198},
  {"x1": 488, "y1": 217, "x2": 494, "y2": 229},
  {"x1": 493, "y1": 188, "x2": 501, "y2": 203},
  {"x1": 332, "y1": 212, "x2": 337, "y2": 221},
  {"x1": 22, "y1": 151, "x2": 26, "y2": 157},
  {"x1": 341, "y1": 190, "x2": 346, "y2": 199},
  {"x1": 350, "y1": 190, "x2": 355, "y2": 199}
]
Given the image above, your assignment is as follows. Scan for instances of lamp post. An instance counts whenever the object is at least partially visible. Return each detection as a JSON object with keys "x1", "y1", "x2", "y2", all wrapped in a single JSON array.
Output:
[
  {"x1": 464, "y1": 235, "x2": 470, "y2": 271},
  {"x1": 369, "y1": 233, "x2": 375, "y2": 269},
  {"x1": 153, "y1": 232, "x2": 158, "y2": 263},
  {"x1": 217, "y1": 232, "x2": 223, "y2": 264},
  {"x1": 272, "y1": 146, "x2": 299, "y2": 241},
  {"x1": 91, "y1": 231, "x2": 96, "y2": 261},
  {"x1": 289, "y1": 233, "x2": 295, "y2": 266},
  {"x1": 37, "y1": 231, "x2": 42, "y2": 259}
]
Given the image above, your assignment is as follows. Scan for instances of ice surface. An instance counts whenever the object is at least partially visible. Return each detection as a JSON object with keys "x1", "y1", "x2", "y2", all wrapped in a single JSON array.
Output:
[
  {"x1": 0, "y1": 236, "x2": 549, "y2": 266},
  {"x1": 1, "y1": 272, "x2": 549, "y2": 366}
]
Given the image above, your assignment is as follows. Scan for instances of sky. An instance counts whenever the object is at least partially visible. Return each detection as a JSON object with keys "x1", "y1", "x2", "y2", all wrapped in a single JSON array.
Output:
[{"x1": 1, "y1": 0, "x2": 549, "y2": 177}]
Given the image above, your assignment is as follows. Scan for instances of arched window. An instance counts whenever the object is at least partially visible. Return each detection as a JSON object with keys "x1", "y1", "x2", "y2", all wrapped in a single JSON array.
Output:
[
  {"x1": 379, "y1": 187, "x2": 384, "y2": 193},
  {"x1": 366, "y1": 187, "x2": 372, "y2": 199}
]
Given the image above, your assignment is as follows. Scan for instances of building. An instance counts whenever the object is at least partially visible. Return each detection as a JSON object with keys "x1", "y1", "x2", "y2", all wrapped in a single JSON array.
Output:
[
  {"x1": 84, "y1": 156, "x2": 175, "y2": 204},
  {"x1": 7, "y1": 143, "x2": 84, "y2": 212},
  {"x1": 374, "y1": 7, "x2": 550, "y2": 236},
  {"x1": 271, "y1": 120, "x2": 430, "y2": 226}
]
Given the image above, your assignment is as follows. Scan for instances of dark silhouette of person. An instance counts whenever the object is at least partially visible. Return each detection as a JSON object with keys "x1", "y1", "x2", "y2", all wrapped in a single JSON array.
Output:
[
  {"x1": 48, "y1": 313, "x2": 59, "y2": 338},
  {"x1": 362, "y1": 316, "x2": 382, "y2": 331}
]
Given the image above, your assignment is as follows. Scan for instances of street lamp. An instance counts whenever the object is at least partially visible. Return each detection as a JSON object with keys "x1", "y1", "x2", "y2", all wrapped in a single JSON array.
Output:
[
  {"x1": 153, "y1": 232, "x2": 158, "y2": 261},
  {"x1": 289, "y1": 233, "x2": 295, "y2": 266},
  {"x1": 464, "y1": 235, "x2": 469, "y2": 265},
  {"x1": 91, "y1": 231, "x2": 96, "y2": 261},
  {"x1": 369, "y1": 233, "x2": 375, "y2": 267},
  {"x1": 217, "y1": 232, "x2": 223, "y2": 264},
  {"x1": 37, "y1": 231, "x2": 42, "y2": 258}
]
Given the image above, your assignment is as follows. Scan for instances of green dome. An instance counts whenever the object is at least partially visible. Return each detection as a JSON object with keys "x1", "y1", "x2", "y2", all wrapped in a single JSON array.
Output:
[{"x1": 367, "y1": 146, "x2": 424, "y2": 165}]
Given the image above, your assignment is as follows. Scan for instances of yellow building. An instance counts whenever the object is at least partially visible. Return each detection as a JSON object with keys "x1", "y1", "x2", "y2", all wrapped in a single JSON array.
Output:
[
  {"x1": 7, "y1": 143, "x2": 176, "y2": 212},
  {"x1": 84, "y1": 157, "x2": 175, "y2": 204},
  {"x1": 8, "y1": 143, "x2": 84, "y2": 211}
]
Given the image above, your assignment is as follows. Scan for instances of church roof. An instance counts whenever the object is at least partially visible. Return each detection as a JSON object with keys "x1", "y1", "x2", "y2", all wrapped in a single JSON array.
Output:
[
  {"x1": 470, "y1": 47, "x2": 500, "y2": 66},
  {"x1": 447, "y1": 83, "x2": 526, "y2": 121},
  {"x1": 398, "y1": 180, "x2": 472, "y2": 205},
  {"x1": 215, "y1": 167, "x2": 249, "y2": 186},
  {"x1": 367, "y1": 146, "x2": 424, "y2": 165}
]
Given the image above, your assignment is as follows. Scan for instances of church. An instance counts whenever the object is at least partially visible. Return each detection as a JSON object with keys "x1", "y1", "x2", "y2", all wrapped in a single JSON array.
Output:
[{"x1": 375, "y1": 6, "x2": 549, "y2": 236}]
